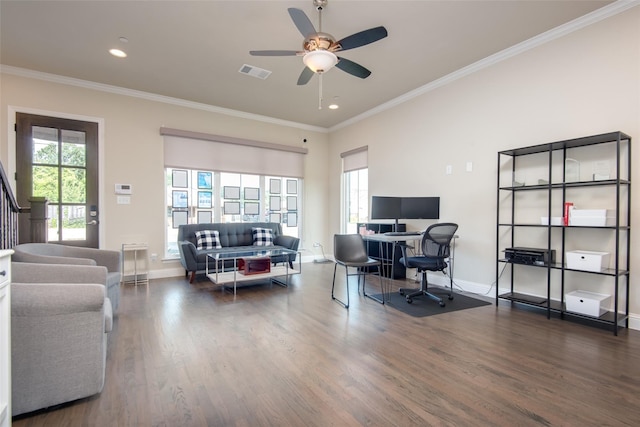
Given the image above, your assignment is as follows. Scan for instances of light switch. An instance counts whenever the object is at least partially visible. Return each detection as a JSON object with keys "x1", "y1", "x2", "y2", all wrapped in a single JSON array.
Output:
[
  {"x1": 446, "y1": 165, "x2": 452, "y2": 175},
  {"x1": 466, "y1": 161, "x2": 473, "y2": 172}
]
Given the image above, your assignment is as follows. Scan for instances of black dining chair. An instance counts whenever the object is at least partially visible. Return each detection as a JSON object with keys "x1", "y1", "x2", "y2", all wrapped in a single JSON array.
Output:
[{"x1": 331, "y1": 234, "x2": 385, "y2": 309}]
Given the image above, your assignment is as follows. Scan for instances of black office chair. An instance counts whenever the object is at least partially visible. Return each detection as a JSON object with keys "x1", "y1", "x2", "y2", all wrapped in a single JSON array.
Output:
[
  {"x1": 398, "y1": 223, "x2": 458, "y2": 306},
  {"x1": 331, "y1": 234, "x2": 385, "y2": 309}
]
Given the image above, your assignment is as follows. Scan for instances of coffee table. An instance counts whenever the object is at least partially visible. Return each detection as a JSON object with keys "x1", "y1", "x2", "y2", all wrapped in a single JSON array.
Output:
[{"x1": 206, "y1": 248, "x2": 300, "y2": 295}]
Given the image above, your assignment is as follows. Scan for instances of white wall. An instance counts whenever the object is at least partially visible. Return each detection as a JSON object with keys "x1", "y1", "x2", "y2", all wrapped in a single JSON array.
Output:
[
  {"x1": 329, "y1": 8, "x2": 640, "y2": 324},
  {"x1": 0, "y1": 73, "x2": 330, "y2": 277}
]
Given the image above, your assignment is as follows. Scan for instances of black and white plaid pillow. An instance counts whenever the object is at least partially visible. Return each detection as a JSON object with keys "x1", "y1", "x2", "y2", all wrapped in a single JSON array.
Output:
[
  {"x1": 195, "y1": 230, "x2": 222, "y2": 250},
  {"x1": 252, "y1": 227, "x2": 274, "y2": 246}
]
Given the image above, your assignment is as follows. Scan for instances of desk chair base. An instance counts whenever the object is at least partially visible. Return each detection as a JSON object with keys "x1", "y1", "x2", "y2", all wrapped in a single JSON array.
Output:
[{"x1": 398, "y1": 272, "x2": 453, "y2": 307}]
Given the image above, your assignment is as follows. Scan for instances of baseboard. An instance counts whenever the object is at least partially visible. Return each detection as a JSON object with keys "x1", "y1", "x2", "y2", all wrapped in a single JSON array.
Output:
[
  {"x1": 147, "y1": 267, "x2": 185, "y2": 280},
  {"x1": 627, "y1": 315, "x2": 640, "y2": 331}
]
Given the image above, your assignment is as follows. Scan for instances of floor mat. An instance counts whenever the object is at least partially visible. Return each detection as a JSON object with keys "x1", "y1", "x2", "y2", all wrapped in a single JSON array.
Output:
[{"x1": 372, "y1": 288, "x2": 491, "y2": 317}]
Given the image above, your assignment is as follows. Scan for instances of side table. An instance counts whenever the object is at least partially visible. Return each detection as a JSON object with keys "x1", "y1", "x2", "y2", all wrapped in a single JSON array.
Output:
[{"x1": 122, "y1": 243, "x2": 149, "y2": 285}]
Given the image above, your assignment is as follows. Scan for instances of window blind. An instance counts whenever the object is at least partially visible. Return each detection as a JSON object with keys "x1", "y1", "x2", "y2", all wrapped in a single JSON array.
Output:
[
  {"x1": 161, "y1": 127, "x2": 307, "y2": 177},
  {"x1": 341, "y1": 145, "x2": 368, "y2": 172}
]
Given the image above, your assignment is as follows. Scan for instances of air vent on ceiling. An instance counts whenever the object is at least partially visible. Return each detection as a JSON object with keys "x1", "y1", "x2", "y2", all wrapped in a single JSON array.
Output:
[{"x1": 239, "y1": 64, "x2": 272, "y2": 80}]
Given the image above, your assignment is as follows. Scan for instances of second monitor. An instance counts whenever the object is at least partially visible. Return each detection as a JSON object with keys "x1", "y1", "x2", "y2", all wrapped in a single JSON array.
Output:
[{"x1": 371, "y1": 195, "x2": 440, "y2": 231}]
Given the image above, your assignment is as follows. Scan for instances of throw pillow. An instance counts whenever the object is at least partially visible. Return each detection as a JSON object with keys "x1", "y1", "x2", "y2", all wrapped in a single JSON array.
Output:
[
  {"x1": 252, "y1": 227, "x2": 274, "y2": 246},
  {"x1": 195, "y1": 230, "x2": 222, "y2": 250}
]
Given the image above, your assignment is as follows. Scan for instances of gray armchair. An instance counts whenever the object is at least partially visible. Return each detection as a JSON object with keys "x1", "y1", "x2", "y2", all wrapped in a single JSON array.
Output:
[
  {"x1": 11, "y1": 262, "x2": 113, "y2": 415},
  {"x1": 12, "y1": 243, "x2": 121, "y2": 312}
]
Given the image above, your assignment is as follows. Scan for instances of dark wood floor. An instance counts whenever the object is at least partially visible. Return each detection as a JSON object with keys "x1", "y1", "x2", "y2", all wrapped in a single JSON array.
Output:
[{"x1": 12, "y1": 262, "x2": 640, "y2": 426}]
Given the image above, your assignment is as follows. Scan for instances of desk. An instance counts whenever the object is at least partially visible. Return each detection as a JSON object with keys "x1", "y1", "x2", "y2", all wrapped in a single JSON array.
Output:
[
  {"x1": 363, "y1": 233, "x2": 423, "y2": 299},
  {"x1": 363, "y1": 233, "x2": 459, "y2": 300}
]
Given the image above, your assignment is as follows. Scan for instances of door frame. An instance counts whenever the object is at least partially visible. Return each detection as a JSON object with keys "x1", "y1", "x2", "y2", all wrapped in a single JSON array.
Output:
[{"x1": 8, "y1": 106, "x2": 106, "y2": 248}]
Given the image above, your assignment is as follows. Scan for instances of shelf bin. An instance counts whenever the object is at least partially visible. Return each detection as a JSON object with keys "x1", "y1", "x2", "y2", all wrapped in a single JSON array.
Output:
[
  {"x1": 566, "y1": 250, "x2": 609, "y2": 272},
  {"x1": 565, "y1": 290, "x2": 611, "y2": 317}
]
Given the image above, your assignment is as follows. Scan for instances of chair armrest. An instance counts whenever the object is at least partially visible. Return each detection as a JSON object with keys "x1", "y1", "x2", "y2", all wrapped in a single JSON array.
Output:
[
  {"x1": 178, "y1": 240, "x2": 198, "y2": 271},
  {"x1": 104, "y1": 297, "x2": 113, "y2": 332},
  {"x1": 396, "y1": 242, "x2": 413, "y2": 259},
  {"x1": 273, "y1": 235, "x2": 300, "y2": 266},
  {"x1": 62, "y1": 246, "x2": 121, "y2": 272},
  {"x1": 274, "y1": 235, "x2": 300, "y2": 251},
  {"x1": 11, "y1": 282, "x2": 107, "y2": 316},
  {"x1": 12, "y1": 262, "x2": 108, "y2": 286},
  {"x1": 12, "y1": 251, "x2": 96, "y2": 266}
]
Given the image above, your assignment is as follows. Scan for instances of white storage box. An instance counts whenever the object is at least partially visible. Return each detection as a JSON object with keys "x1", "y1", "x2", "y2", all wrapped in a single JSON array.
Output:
[
  {"x1": 569, "y1": 209, "x2": 612, "y2": 226},
  {"x1": 566, "y1": 250, "x2": 610, "y2": 272},
  {"x1": 565, "y1": 290, "x2": 610, "y2": 317},
  {"x1": 540, "y1": 216, "x2": 562, "y2": 225}
]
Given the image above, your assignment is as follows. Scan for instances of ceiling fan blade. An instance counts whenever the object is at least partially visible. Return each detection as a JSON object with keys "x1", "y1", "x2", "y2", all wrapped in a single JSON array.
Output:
[
  {"x1": 336, "y1": 26, "x2": 388, "y2": 52},
  {"x1": 249, "y1": 50, "x2": 300, "y2": 56},
  {"x1": 288, "y1": 8, "x2": 316, "y2": 37},
  {"x1": 336, "y1": 57, "x2": 371, "y2": 79},
  {"x1": 297, "y1": 67, "x2": 315, "y2": 86}
]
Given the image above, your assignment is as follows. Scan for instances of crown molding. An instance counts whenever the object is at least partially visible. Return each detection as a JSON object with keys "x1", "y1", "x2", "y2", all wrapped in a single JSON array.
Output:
[
  {"x1": 1, "y1": 1, "x2": 636, "y2": 135},
  {"x1": 330, "y1": 0, "x2": 639, "y2": 132},
  {"x1": 0, "y1": 65, "x2": 329, "y2": 134}
]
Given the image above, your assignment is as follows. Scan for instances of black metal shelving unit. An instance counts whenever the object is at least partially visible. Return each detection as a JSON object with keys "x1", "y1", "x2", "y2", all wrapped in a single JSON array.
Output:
[{"x1": 496, "y1": 131, "x2": 631, "y2": 335}]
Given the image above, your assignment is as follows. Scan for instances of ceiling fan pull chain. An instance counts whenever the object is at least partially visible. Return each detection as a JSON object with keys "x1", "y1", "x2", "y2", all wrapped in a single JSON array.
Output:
[{"x1": 318, "y1": 74, "x2": 323, "y2": 109}]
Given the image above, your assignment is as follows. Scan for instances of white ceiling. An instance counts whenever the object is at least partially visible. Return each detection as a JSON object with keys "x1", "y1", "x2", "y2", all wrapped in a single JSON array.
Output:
[{"x1": 0, "y1": 0, "x2": 617, "y2": 130}]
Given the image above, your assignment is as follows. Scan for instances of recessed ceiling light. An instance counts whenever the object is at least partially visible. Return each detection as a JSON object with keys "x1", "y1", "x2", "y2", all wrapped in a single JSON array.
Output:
[
  {"x1": 328, "y1": 104, "x2": 339, "y2": 110},
  {"x1": 109, "y1": 48, "x2": 127, "y2": 58}
]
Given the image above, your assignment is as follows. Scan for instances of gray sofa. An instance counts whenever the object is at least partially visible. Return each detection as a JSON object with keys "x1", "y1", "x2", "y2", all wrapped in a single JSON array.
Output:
[
  {"x1": 11, "y1": 262, "x2": 113, "y2": 415},
  {"x1": 178, "y1": 222, "x2": 300, "y2": 283},
  {"x1": 12, "y1": 243, "x2": 121, "y2": 312}
]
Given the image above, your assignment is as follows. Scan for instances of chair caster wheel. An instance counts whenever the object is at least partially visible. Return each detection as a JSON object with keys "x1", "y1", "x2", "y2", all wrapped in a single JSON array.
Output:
[
  {"x1": 439, "y1": 301, "x2": 446, "y2": 307},
  {"x1": 406, "y1": 297, "x2": 413, "y2": 304},
  {"x1": 448, "y1": 295, "x2": 454, "y2": 300},
  {"x1": 399, "y1": 290, "x2": 405, "y2": 296}
]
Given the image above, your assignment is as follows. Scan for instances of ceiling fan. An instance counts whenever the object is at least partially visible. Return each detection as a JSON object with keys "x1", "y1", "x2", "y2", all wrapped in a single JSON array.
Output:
[{"x1": 249, "y1": 0, "x2": 388, "y2": 87}]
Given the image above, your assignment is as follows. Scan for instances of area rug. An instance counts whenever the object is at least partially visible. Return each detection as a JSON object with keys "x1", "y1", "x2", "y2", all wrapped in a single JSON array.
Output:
[{"x1": 371, "y1": 288, "x2": 491, "y2": 317}]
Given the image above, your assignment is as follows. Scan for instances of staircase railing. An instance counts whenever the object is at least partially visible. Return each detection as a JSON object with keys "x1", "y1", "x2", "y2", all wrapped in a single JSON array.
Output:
[{"x1": 0, "y1": 160, "x2": 26, "y2": 249}]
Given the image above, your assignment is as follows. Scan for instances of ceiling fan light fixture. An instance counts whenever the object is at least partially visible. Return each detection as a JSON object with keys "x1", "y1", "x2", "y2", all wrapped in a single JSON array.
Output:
[
  {"x1": 303, "y1": 50, "x2": 337, "y2": 73},
  {"x1": 109, "y1": 48, "x2": 127, "y2": 58}
]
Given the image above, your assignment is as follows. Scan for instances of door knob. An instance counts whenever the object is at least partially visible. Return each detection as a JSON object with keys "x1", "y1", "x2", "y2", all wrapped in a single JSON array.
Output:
[{"x1": 87, "y1": 220, "x2": 98, "y2": 225}]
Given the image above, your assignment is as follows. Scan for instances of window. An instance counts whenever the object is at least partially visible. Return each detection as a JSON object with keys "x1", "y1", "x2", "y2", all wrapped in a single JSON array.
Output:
[
  {"x1": 341, "y1": 146, "x2": 368, "y2": 233},
  {"x1": 161, "y1": 128, "x2": 307, "y2": 258},
  {"x1": 165, "y1": 168, "x2": 300, "y2": 258},
  {"x1": 344, "y1": 168, "x2": 368, "y2": 234},
  {"x1": 166, "y1": 168, "x2": 216, "y2": 258}
]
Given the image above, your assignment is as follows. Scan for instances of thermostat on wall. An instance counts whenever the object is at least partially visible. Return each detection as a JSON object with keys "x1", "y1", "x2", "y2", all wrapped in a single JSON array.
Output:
[{"x1": 115, "y1": 183, "x2": 132, "y2": 195}]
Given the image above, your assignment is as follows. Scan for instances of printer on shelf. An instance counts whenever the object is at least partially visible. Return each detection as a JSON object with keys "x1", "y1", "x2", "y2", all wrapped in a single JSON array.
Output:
[{"x1": 504, "y1": 247, "x2": 556, "y2": 266}]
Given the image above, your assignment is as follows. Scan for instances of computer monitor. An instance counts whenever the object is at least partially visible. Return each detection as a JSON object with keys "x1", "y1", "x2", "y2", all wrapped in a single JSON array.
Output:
[
  {"x1": 401, "y1": 197, "x2": 440, "y2": 219},
  {"x1": 371, "y1": 195, "x2": 440, "y2": 231},
  {"x1": 370, "y1": 196, "x2": 402, "y2": 220}
]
